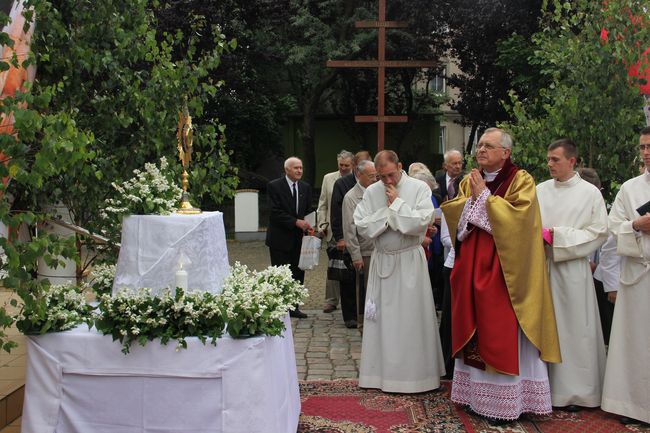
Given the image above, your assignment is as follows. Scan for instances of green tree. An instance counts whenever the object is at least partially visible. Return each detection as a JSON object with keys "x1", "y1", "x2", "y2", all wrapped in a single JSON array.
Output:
[
  {"x1": 155, "y1": 0, "x2": 295, "y2": 182},
  {"x1": 1, "y1": 0, "x2": 238, "y2": 350},
  {"x1": 441, "y1": 0, "x2": 544, "y2": 153},
  {"x1": 501, "y1": 0, "x2": 648, "y2": 201},
  {"x1": 284, "y1": 0, "x2": 449, "y2": 183},
  {"x1": 0, "y1": 25, "x2": 93, "y2": 351},
  {"x1": 326, "y1": 1, "x2": 449, "y2": 162},
  {"x1": 282, "y1": 0, "x2": 372, "y2": 184},
  {"x1": 18, "y1": 0, "x2": 239, "y2": 266},
  {"x1": 154, "y1": 1, "x2": 450, "y2": 184}
]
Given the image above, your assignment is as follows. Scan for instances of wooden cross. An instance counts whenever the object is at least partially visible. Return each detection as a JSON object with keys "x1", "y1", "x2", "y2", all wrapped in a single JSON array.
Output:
[{"x1": 327, "y1": 0, "x2": 436, "y2": 152}]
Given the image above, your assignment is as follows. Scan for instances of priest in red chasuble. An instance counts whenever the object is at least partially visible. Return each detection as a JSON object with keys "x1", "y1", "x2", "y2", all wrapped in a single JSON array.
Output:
[{"x1": 441, "y1": 127, "x2": 561, "y2": 422}]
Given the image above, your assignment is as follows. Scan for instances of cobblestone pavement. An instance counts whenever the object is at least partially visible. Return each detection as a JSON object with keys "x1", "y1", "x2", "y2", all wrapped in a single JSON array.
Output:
[{"x1": 227, "y1": 240, "x2": 361, "y2": 380}]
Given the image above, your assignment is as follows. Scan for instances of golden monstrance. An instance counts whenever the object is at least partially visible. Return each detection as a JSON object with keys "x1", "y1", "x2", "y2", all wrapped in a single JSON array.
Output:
[{"x1": 176, "y1": 105, "x2": 202, "y2": 214}]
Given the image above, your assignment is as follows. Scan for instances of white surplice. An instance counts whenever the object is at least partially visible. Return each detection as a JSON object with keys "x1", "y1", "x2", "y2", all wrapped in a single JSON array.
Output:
[
  {"x1": 602, "y1": 170, "x2": 650, "y2": 423},
  {"x1": 536, "y1": 173, "x2": 608, "y2": 407},
  {"x1": 353, "y1": 172, "x2": 445, "y2": 393}
]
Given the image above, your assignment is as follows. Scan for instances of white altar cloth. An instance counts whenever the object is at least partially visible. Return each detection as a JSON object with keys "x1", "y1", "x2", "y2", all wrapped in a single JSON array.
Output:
[
  {"x1": 113, "y1": 212, "x2": 230, "y2": 295},
  {"x1": 21, "y1": 319, "x2": 300, "y2": 433}
]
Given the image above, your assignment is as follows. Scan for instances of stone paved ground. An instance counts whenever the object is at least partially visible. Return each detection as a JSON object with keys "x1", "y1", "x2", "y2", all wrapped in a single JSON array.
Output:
[{"x1": 227, "y1": 240, "x2": 361, "y2": 380}]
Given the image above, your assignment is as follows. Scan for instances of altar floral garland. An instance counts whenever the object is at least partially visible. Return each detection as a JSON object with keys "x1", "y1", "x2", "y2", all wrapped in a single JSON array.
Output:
[
  {"x1": 15, "y1": 284, "x2": 93, "y2": 335},
  {"x1": 221, "y1": 262, "x2": 309, "y2": 338},
  {"x1": 15, "y1": 262, "x2": 308, "y2": 354},
  {"x1": 96, "y1": 288, "x2": 225, "y2": 354}
]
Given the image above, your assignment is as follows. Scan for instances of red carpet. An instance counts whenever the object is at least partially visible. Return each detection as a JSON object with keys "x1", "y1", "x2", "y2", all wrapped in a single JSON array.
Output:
[{"x1": 298, "y1": 379, "x2": 650, "y2": 433}]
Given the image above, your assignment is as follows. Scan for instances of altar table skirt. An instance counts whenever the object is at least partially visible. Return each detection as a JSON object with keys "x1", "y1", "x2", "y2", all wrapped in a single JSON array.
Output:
[{"x1": 21, "y1": 319, "x2": 299, "y2": 433}]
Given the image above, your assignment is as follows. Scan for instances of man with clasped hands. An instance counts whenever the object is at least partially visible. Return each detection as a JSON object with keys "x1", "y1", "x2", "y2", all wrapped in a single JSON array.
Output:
[
  {"x1": 353, "y1": 150, "x2": 444, "y2": 393},
  {"x1": 441, "y1": 127, "x2": 561, "y2": 423}
]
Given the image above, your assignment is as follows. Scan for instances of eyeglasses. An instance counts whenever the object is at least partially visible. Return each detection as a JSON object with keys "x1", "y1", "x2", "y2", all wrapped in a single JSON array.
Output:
[
  {"x1": 379, "y1": 170, "x2": 401, "y2": 181},
  {"x1": 476, "y1": 143, "x2": 507, "y2": 151},
  {"x1": 360, "y1": 171, "x2": 378, "y2": 180},
  {"x1": 640, "y1": 144, "x2": 650, "y2": 151}
]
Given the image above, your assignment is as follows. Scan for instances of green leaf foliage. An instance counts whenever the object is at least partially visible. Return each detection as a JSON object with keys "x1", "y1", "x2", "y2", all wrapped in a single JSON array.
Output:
[
  {"x1": 501, "y1": 0, "x2": 648, "y2": 202},
  {"x1": 1, "y1": 0, "x2": 238, "y2": 350},
  {"x1": 23, "y1": 0, "x2": 238, "y2": 223},
  {"x1": 440, "y1": 0, "x2": 546, "y2": 152},
  {"x1": 157, "y1": 1, "x2": 451, "y2": 184}
]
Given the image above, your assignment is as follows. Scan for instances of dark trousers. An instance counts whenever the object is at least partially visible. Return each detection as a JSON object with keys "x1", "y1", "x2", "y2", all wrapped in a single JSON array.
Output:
[
  {"x1": 594, "y1": 278, "x2": 614, "y2": 345},
  {"x1": 428, "y1": 253, "x2": 445, "y2": 310},
  {"x1": 439, "y1": 266, "x2": 454, "y2": 378},
  {"x1": 269, "y1": 247, "x2": 304, "y2": 283},
  {"x1": 340, "y1": 275, "x2": 357, "y2": 322},
  {"x1": 269, "y1": 247, "x2": 304, "y2": 314},
  {"x1": 356, "y1": 256, "x2": 371, "y2": 329}
]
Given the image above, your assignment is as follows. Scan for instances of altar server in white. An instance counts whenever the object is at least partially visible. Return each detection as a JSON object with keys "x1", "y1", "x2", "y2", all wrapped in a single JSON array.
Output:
[
  {"x1": 354, "y1": 150, "x2": 445, "y2": 393},
  {"x1": 602, "y1": 126, "x2": 650, "y2": 425},
  {"x1": 536, "y1": 139, "x2": 608, "y2": 409}
]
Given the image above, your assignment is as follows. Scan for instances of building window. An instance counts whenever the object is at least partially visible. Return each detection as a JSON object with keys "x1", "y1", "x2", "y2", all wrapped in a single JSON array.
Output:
[
  {"x1": 428, "y1": 66, "x2": 447, "y2": 95},
  {"x1": 438, "y1": 126, "x2": 446, "y2": 154}
]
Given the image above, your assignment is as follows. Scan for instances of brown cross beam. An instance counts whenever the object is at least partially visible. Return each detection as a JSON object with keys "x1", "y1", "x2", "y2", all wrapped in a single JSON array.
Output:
[{"x1": 326, "y1": 0, "x2": 436, "y2": 152}]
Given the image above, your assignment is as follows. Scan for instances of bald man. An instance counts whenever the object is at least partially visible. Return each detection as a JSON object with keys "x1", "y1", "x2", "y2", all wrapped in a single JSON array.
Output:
[{"x1": 265, "y1": 157, "x2": 314, "y2": 318}]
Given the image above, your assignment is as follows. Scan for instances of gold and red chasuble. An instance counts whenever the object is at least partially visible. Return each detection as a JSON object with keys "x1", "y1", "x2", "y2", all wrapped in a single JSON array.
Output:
[{"x1": 442, "y1": 159, "x2": 561, "y2": 376}]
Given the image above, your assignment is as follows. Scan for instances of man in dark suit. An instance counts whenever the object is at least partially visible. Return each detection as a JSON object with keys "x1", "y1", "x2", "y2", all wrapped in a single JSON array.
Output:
[
  {"x1": 265, "y1": 156, "x2": 314, "y2": 318},
  {"x1": 435, "y1": 149, "x2": 463, "y2": 202}
]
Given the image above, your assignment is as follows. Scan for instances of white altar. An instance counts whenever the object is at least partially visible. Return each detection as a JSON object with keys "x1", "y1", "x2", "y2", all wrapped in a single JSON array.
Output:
[
  {"x1": 21, "y1": 320, "x2": 300, "y2": 433},
  {"x1": 113, "y1": 212, "x2": 230, "y2": 295},
  {"x1": 21, "y1": 210, "x2": 301, "y2": 433}
]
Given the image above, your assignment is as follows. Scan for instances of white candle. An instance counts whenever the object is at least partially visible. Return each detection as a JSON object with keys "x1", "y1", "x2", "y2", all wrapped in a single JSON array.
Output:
[{"x1": 175, "y1": 269, "x2": 188, "y2": 290}]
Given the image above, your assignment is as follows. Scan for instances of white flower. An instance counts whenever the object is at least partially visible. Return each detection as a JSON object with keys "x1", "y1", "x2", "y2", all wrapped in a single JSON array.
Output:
[
  {"x1": 102, "y1": 158, "x2": 182, "y2": 219},
  {"x1": 18, "y1": 284, "x2": 90, "y2": 333}
]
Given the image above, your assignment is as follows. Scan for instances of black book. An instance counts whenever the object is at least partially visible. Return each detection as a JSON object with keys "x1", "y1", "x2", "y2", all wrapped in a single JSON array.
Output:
[{"x1": 637, "y1": 199, "x2": 650, "y2": 216}]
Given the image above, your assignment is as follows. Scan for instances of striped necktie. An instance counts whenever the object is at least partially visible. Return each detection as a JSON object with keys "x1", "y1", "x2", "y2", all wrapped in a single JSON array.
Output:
[{"x1": 447, "y1": 178, "x2": 455, "y2": 199}]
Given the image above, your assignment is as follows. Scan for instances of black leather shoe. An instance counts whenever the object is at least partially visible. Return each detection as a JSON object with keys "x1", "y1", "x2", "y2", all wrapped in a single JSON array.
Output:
[
  {"x1": 487, "y1": 417, "x2": 513, "y2": 426},
  {"x1": 289, "y1": 309, "x2": 308, "y2": 319},
  {"x1": 323, "y1": 304, "x2": 337, "y2": 313},
  {"x1": 620, "y1": 416, "x2": 639, "y2": 425},
  {"x1": 344, "y1": 320, "x2": 357, "y2": 329},
  {"x1": 564, "y1": 405, "x2": 581, "y2": 412}
]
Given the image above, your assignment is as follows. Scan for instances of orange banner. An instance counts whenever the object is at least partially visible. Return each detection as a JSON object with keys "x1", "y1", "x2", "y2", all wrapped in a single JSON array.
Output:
[{"x1": 1, "y1": 0, "x2": 36, "y2": 187}]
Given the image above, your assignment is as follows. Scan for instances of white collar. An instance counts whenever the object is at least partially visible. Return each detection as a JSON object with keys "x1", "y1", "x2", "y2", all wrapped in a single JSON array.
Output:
[
  {"x1": 285, "y1": 176, "x2": 297, "y2": 188},
  {"x1": 446, "y1": 172, "x2": 458, "y2": 183},
  {"x1": 553, "y1": 172, "x2": 580, "y2": 187},
  {"x1": 484, "y1": 169, "x2": 501, "y2": 182}
]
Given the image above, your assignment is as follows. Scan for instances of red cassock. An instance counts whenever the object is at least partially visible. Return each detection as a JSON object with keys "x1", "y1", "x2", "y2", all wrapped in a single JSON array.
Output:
[{"x1": 451, "y1": 229, "x2": 519, "y2": 375}]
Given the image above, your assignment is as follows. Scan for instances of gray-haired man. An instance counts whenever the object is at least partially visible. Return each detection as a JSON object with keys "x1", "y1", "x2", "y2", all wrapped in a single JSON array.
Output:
[
  {"x1": 342, "y1": 160, "x2": 378, "y2": 329},
  {"x1": 318, "y1": 150, "x2": 354, "y2": 313}
]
